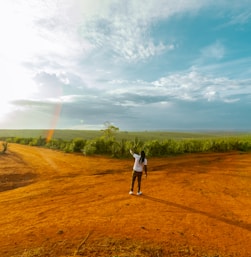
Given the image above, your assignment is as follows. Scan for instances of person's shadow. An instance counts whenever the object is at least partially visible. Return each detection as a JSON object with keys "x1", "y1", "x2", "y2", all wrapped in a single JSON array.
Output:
[{"x1": 141, "y1": 194, "x2": 251, "y2": 232}]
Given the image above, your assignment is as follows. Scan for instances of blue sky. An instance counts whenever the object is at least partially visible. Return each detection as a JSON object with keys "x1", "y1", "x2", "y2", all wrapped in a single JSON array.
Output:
[{"x1": 0, "y1": 0, "x2": 250, "y2": 131}]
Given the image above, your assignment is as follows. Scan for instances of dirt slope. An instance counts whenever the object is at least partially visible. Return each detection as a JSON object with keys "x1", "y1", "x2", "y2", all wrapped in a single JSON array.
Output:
[{"x1": 0, "y1": 143, "x2": 251, "y2": 256}]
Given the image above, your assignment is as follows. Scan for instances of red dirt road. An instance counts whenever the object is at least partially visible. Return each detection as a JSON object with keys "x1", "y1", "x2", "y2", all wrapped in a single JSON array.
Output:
[{"x1": 0, "y1": 144, "x2": 251, "y2": 256}]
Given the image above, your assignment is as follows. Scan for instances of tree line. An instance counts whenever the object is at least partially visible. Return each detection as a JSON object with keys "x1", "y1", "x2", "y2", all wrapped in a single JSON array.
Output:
[{"x1": 1, "y1": 125, "x2": 251, "y2": 157}]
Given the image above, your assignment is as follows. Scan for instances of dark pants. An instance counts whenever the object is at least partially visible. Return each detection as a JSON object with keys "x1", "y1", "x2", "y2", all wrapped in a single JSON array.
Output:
[{"x1": 130, "y1": 170, "x2": 142, "y2": 192}]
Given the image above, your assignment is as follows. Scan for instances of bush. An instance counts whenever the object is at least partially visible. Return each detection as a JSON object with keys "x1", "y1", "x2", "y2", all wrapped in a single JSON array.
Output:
[
  {"x1": 82, "y1": 140, "x2": 97, "y2": 155},
  {"x1": 1, "y1": 142, "x2": 8, "y2": 153},
  {"x1": 69, "y1": 138, "x2": 86, "y2": 153},
  {"x1": 2, "y1": 132, "x2": 251, "y2": 157},
  {"x1": 29, "y1": 136, "x2": 46, "y2": 146}
]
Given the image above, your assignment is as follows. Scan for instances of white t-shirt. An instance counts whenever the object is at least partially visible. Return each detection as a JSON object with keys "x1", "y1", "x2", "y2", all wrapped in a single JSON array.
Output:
[{"x1": 132, "y1": 153, "x2": 147, "y2": 172}]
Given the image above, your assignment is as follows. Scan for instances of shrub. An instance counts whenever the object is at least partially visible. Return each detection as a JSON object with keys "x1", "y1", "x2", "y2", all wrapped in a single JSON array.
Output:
[
  {"x1": 29, "y1": 136, "x2": 46, "y2": 146},
  {"x1": 1, "y1": 142, "x2": 8, "y2": 153},
  {"x1": 69, "y1": 138, "x2": 86, "y2": 152},
  {"x1": 82, "y1": 140, "x2": 97, "y2": 155},
  {"x1": 3, "y1": 130, "x2": 251, "y2": 157}
]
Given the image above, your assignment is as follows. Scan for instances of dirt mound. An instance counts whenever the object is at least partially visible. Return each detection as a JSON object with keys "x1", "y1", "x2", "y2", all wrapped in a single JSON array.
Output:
[{"x1": 0, "y1": 144, "x2": 251, "y2": 256}]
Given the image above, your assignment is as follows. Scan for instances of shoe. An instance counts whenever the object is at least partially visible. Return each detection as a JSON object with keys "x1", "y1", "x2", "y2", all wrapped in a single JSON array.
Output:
[
  {"x1": 137, "y1": 191, "x2": 142, "y2": 195},
  {"x1": 129, "y1": 191, "x2": 133, "y2": 195}
]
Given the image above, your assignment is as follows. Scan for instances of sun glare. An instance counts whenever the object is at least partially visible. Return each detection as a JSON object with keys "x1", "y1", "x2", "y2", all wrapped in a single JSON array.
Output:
[
  {"x1": 0, "y1": 61, "x2": 37, "y2": 120},
  {"x1": 0, "y1": 2, "x2": 40, "y2": 122}
]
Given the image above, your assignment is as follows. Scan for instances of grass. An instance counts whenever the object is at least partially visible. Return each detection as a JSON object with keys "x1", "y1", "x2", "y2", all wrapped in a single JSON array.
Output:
[
  {"x1": 16, "y1": 238, "x2": 165, "y2": 257},
  {"x1": 0, "y1": 129, "x2": 250, "y2": 141},
  {"x1": 19, "y1": 247, "x2": 45, "y2": 257},
  {"x1": 72, "y1": 237, "x2": 165, "y2": 257},
  {"x1": 16, "y1": 239, "x2": 228, "y2": 257},
  {"x1": 0, "y1": 129, "x2": 102, "y2": 141}
]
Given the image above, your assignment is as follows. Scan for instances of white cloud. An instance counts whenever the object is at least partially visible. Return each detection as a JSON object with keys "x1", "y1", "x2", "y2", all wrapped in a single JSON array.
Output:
[
  {"x1": 193, "y1": 41, "x2": 226, "y2": 67},
  {"x1": 0, "y1": 0, "x2": 250, "y2": 130},
  {"x1": 230, "y1": 11, "x2": 251, "y2": 25},
  {"x1": 104, "y1": 70, "x2": 251, "y2": 110},
  {"x1": 80, "y1": 13, "x2": 173, "y2": 62},
  {"x1": 223, "y1": 98, "x2": 240, "y2": 103},
  {"x1": 150, "y1": 70, "x2": 251, "y2": 102},
  {"x1": 201, "y1": 41, "x2": 225, "y2": 60},
  {"x1": 74, "y1": 0, "x2": 250, "y2": 64},
  {"x1": 78, "y1": 0, "x2": 221, "y2": 64}
]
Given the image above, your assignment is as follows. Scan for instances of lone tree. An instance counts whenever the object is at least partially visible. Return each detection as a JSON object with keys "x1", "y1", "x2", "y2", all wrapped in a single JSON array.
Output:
[{"x1": 101, "y1": 121, "x2": 119, "y2": 140}]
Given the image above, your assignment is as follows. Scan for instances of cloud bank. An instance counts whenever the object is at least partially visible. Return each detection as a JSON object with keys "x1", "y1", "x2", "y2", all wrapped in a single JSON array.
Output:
[{"x1": 0, "y1": 0, "x2": 250, "y2": 130}]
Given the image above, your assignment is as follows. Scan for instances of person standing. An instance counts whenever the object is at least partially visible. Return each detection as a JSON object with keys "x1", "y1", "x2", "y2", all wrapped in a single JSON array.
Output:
[{"x1": 129, "y1": 149, "x2": 147, "y2": 195}]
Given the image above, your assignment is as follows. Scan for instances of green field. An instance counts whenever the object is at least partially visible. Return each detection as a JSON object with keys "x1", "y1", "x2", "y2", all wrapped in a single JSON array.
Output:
[{"x1": 0, "y1": 129, "x2": 250, "y2": 141}]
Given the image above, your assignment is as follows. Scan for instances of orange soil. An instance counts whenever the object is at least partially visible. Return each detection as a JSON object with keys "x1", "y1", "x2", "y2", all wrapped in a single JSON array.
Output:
[{"x1": 0, "y1": 143, "x2": 251, "y2": 257}]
